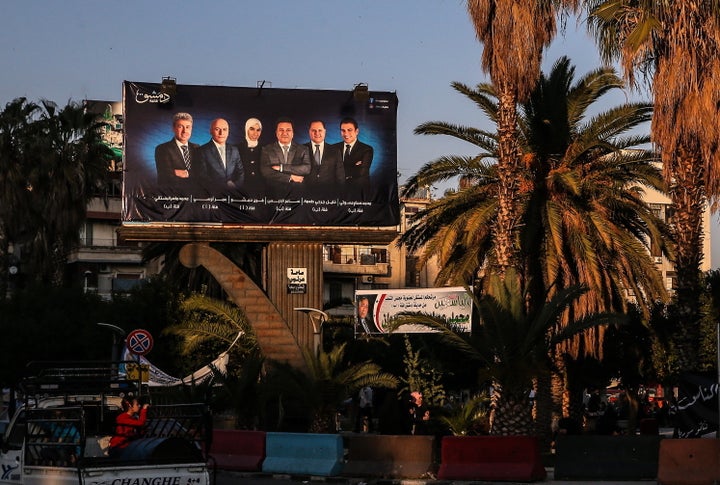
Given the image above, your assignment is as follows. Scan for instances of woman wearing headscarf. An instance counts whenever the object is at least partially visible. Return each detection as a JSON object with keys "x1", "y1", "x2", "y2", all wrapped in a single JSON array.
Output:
[{"x1": 238, "y1": 117, "x2": 264, "y2": 195}]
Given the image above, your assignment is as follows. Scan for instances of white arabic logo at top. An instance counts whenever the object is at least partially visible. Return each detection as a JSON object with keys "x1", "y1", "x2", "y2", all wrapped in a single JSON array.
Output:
[{"x1": 134, "y1": 89, "x2": 171, "y2": 104}]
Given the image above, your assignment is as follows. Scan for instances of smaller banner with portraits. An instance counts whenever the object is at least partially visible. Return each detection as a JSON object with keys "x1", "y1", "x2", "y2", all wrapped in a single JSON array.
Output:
[{"x1": 354, "y1": 287, "x2": 472, "y2": 336}]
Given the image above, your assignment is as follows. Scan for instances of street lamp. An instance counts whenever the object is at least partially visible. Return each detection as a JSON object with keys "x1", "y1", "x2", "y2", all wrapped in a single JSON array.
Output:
[
  {"x1": 83, "y1": 270, "x2": 92, "y2": 293},
  {"x1": 294, "y1": 307, "x2": 328, "y2": 355},
  {"x1": 96, "y1": 322, "x2": 126, "y2": 366}
]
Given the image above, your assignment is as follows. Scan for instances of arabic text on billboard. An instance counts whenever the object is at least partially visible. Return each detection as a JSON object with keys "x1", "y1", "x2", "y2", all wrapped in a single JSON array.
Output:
[
  {"x1": 122, "y1": 82, "x2": 399, "y2": 226},
  {"x1": 354, "y1": 287, "x2": 472, "y2": 335}
]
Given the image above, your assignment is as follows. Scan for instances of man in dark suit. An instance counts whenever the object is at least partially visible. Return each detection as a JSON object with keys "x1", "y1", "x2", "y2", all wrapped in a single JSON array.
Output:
[
  {"x1": 339, "y1": 117, "x2": 373, "y2": 198},
  {"x1": 198, "y1": 118, "x2": 244, "y2": 193},
  {"x1": 356, "y1": 296, "x2": 376, "y2": 334},
  {"x1": 154, "y1": 112, "x2": 200, "y2": 193},
  {"x1": 304, "y1": 120, "x2": 344, "y2": 195},
  {"x1": 260, "y1": 118, "x2": 311, "y2": 197}
]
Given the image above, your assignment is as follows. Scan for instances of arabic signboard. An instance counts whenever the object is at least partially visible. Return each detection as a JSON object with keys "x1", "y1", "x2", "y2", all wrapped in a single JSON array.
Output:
[
  {"x1": 354, "y1": 287, "x2": 473, "y2": 335},
  {"x1": 287, "y1": 267, "x2": 307, "y2": 294},
  {"x1": 122, "y1": 81, "x2": 400, "y2": 227}
]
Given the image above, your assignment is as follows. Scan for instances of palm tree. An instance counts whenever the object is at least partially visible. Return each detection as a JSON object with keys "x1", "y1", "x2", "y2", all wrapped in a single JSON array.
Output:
[
  {"x1": 404, "y1": 58, "x2": 669, "y2": 319},
  {"x1": 20, "y1": 101, "x2": 113, "y2": 286},
  {"x1": 466, "y1": 0, "x2": 581, "y2": 276},
  {"x1": 262, "y1": 343, "x2": 399, "y2": 433},
  {"x1": 586, "y1": 0, "x2": 720, "y2": 374},
  {"x1": 439, "y1": 392, "x2": 491, "y2": 436},
  {"x1": 0, "y1": 98, "x2": 39, "y2": 298},
  {"x1": 391, "y1": 272, "x2": 622, "y2": 435},
  {"x1": 403, "y1": 58, "x2": 669, "y2": 442},
  {"x1": 165, "y1": 293, "x2": 262, "y2": 427}
]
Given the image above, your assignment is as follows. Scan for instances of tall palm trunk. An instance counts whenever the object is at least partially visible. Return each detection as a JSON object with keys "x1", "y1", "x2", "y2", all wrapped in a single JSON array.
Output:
[
  {"x1": 493, "y1": 87, "x2": 522, "y2": 276},
  {"x1": 667, "y1": 146, "x2": 705, "y2": 373},
  {"x1": 533, "y1": 371, "x2": 555, "y2": 450},
  {"x1": 491, "y1": 387, "x2": 534, "y2": 436}
]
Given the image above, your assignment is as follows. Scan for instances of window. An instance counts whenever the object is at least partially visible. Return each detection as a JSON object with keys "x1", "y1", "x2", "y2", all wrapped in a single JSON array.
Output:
[{"x1": 405, "y1": 256, "x2": 419, "y2": 287}]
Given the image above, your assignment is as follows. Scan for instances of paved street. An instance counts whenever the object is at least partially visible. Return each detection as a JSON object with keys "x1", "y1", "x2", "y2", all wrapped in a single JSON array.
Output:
[{"x1": 215, "y1": 469, "x2": 655, "y2": 485}]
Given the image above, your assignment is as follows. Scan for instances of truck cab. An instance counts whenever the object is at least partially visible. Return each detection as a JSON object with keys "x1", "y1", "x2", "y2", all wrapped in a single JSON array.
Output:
[{"x1": 0, "y1": 362, "x2": 210, "y2": 485}]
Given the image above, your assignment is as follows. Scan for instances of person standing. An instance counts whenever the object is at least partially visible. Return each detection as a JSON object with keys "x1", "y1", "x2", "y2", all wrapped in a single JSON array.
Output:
[
  {"x1": 304, "y1": 120, "x2": 344, "y2": 195},
  {"x1": 408, "y1": 391, "x2": 430, "y2": 435},
  {"x1": 356, "y1": 385, "x2": 374, "y2": 433},
  {"x1": 260, "y1": 118, "x2": 311, "y2": 197},
  {"x1": 238, "y1": 117, "x2": 264, "y2": 195},
  {"x1": 339, "y1": 117, "x2": 373, "y2": 198},
  {"x1": 198, "y1": 118, "x2": 244, "y2": 193},
  {"x1": 154, "y1": 112, "x2": 199, "y2": 193}
]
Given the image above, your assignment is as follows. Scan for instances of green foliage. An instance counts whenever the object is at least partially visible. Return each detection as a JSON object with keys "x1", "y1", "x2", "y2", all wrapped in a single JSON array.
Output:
[
  {"x1": 261, "y1": 343, "x2": 399, "y2": 433},
  {"x1": 399, "y1": 335, "x2": 446, "y2": 408},
  {"x1": 0, "y1": 98, "x2": 114, "y2": 287},
  {"x1": 439, "y1": 392, "x2": 491, "y2": 436},
  {"x1": 389, "y1": 272, "x2": 623, "y2": 434}
]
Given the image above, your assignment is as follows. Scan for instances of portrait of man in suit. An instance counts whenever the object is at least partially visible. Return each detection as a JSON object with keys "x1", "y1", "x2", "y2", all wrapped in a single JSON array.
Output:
[
  {"x1": 260, "y1": 118, "x2": 311, "y2": 196},
  {"x1": 304, "y1": 120, "x2": 344, "y2": 195},
  {"x1": 339, "y1": 117, "x2": 374, "y2": 198},
  {"x1": 356, "y1": 296, "x2": 377, "y2": 334},
  {"x1": 198, "y1": 118, "x2": 244, "y2": 193},
  {"x1": 154, "y1": 112, "x2": 199, "y2": 193}
]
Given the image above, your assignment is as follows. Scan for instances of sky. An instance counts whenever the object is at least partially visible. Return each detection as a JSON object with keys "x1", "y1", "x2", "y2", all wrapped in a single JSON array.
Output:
[{"x1": 1, "y1": 0, "x2": 717, "y2": 268}]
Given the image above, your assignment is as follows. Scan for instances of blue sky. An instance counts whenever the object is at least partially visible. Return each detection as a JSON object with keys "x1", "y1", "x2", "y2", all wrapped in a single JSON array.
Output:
[{"x1": 1, "y1": 1, "x2": 716, "y2": 267}]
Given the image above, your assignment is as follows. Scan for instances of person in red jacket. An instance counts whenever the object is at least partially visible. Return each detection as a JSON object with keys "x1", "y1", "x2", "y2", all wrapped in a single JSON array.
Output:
[{"x1": 108, "y1": 397, "x2": 149, "y2": 457}]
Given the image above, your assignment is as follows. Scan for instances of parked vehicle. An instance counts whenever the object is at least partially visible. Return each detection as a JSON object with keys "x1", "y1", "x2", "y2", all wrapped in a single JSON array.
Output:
[{"x1": 0, "y1": 362, "x2": 211, "y2": 485}]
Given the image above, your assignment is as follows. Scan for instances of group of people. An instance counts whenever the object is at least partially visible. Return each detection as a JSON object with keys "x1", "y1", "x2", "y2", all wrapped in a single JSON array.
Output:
[{"x1": 154, "y1": 113, "x2": 373, "y2": 199}]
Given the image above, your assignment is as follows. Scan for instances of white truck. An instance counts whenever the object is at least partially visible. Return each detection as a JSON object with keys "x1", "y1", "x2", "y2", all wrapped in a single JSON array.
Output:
[{"x1": 0, "y1": 362, "x2": 211, "y2": 485}]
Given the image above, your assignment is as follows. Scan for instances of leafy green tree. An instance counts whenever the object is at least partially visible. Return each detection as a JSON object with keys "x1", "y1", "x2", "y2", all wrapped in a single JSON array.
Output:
[{"x1": 399, "y1": 335, "x2": 446, "y2": 408}]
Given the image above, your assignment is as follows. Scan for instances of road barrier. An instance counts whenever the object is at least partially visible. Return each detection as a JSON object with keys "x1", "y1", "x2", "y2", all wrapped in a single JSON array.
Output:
[
  {"x1": 342, "y1": 434, "x2": 435, "y2": 478},
  {"x1": 437, "y1": 435, "x2": 546, "y2": 482},
  {"x1": 657, "y1": 438, "x2": 720, "y2": 485},
  {"x1": 262, "y1": 432, "x2": 343, "y2": 476},
  {"x1": 209, "y1": 429, "x2": 266, "y2": 471},
  {"x1": 554, "y1": 435, "x2": 661, "y2": 480}
]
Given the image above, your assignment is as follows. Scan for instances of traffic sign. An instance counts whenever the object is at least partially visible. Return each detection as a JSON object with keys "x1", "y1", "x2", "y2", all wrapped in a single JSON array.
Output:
[{"x1": 126, "y1": 328, "x2": 154, "y2": 356}]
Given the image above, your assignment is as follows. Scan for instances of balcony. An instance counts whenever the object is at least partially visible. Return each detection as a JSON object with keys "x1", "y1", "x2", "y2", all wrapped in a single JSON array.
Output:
[{"x1": 323, "y1": 245, "x2": 390, "y2": 276}]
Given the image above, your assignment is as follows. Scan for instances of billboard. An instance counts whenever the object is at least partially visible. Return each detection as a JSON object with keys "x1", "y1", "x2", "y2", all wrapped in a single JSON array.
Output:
[
  {"x1": 122, "y1": 81, "x2": 400, "y2": 226},
  {"x1": 354, "y1": 287, "x2": 473, "y2": 335}
]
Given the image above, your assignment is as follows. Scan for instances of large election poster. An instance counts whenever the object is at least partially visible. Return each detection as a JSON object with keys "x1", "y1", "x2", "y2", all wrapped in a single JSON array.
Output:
[
  {"x1": 122, "y1": 81, "x2": 399, "y2": 226},
  {"x1": 354, "y1": 287, "x2": 473, "y2": 336}
]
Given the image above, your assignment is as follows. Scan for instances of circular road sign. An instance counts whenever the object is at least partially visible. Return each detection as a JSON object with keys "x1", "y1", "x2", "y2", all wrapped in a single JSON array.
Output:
[{"x1": 126, "y1": 328, "x2": 154, "y2": 356}]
